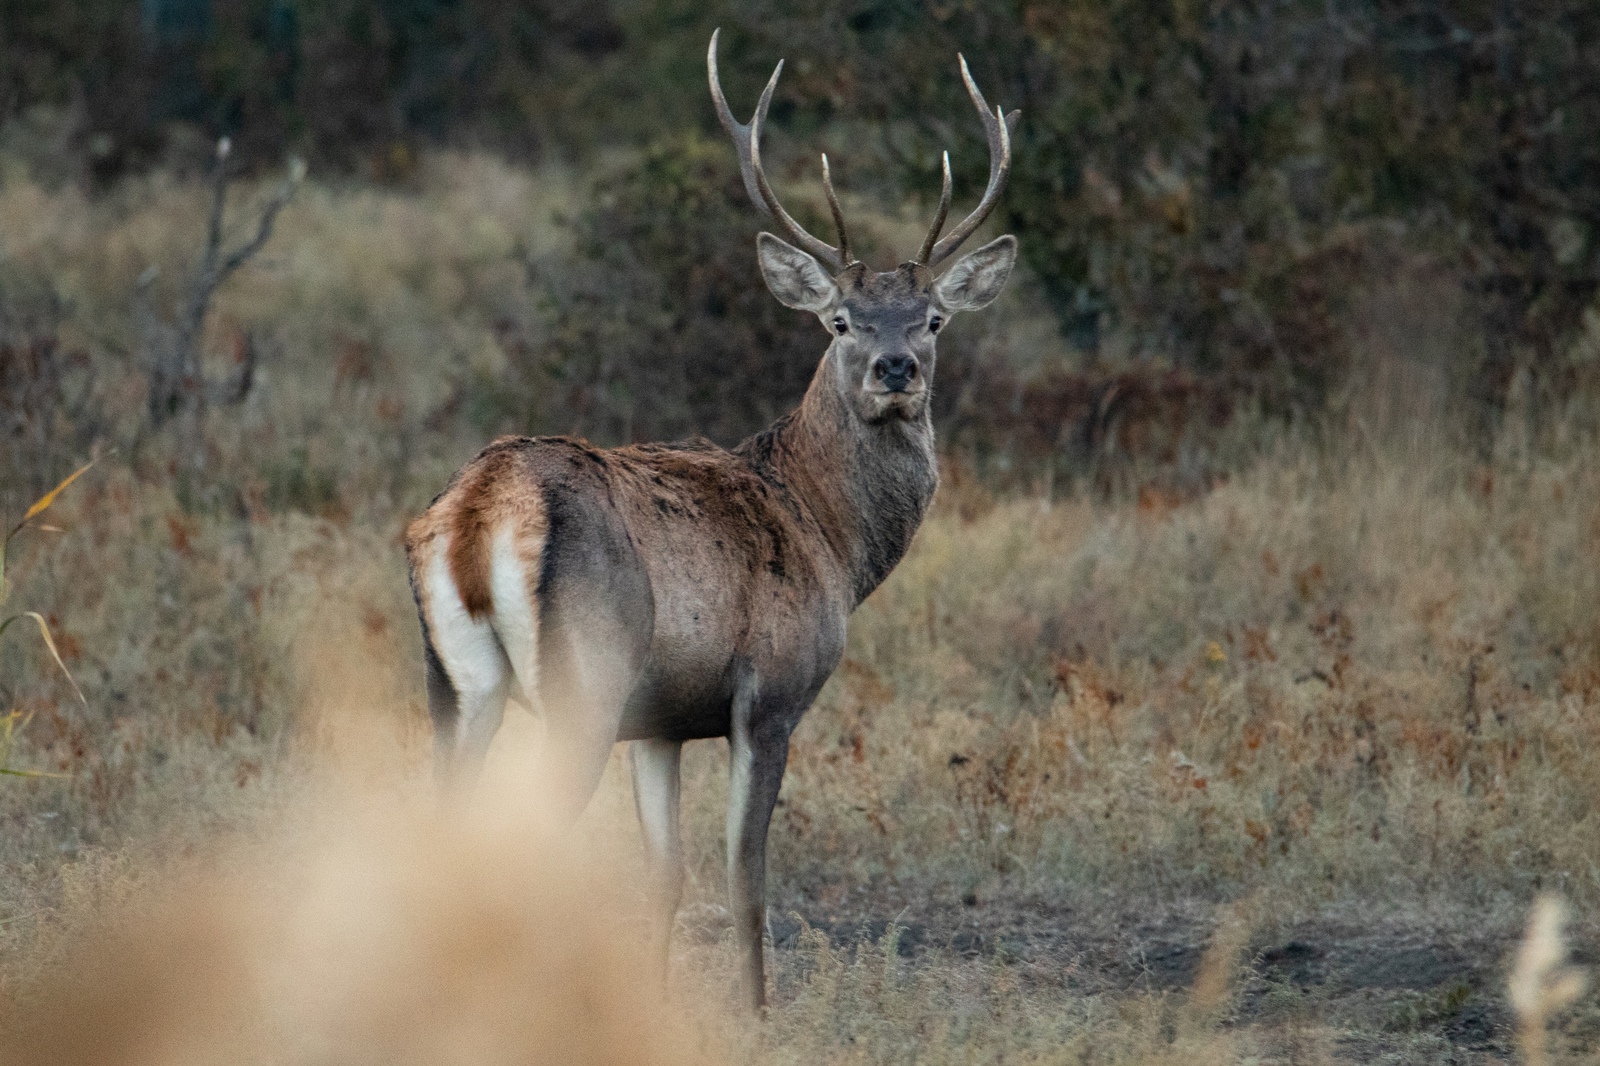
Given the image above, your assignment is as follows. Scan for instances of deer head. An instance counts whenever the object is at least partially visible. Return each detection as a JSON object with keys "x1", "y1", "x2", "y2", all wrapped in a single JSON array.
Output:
[{"x1": 708, "y1": 31, "x2": 1019, "y2": 425}]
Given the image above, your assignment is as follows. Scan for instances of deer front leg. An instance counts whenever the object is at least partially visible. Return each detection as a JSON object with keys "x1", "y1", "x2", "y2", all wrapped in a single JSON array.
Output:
[
  {"x1": 726, "y1": 692, "x2": 791, "y2": 1012},
  {"x1": 630, "y1": 738, "x2": 683, "y2": 976}
]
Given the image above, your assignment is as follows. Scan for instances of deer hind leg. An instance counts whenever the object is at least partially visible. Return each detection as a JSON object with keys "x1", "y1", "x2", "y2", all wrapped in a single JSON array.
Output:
[
  {"x1": 519, "y1": 490, "x2": 652, "y2": 822},
  {"x1": 630, "y1": 738, "x2": 683, "y2": 973},
  {"x1": 534, "y1": 617, "x2": 643, "y2": 823},
  {"x1": 420, "y1": 630, "x2": 459, "y2": 780},
  {"x1": 422, "y1": 550, "x2": 512, "y2": 788}
]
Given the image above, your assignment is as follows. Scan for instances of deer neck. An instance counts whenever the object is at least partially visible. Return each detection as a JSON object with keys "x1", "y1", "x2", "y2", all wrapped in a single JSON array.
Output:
[{"x1": 746, "y1": 350, "x2": 939, "y2": 606}]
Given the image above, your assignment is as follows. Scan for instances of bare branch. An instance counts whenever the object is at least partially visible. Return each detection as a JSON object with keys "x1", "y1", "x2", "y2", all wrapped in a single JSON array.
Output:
[
  {"x1": 210, "y1": 330, "x2": 260, "y2": 407},
  {"x1": 141, "y1": 146, "x2": 303, "y2": 450},
  {"x1": 218, "y1": 168, "x2": 300, "y2": 280}
]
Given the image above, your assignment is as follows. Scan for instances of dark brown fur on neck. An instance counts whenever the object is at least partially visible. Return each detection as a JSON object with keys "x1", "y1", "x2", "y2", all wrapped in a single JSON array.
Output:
[{"x1": 737, "y1": 351, "x2": 938, "y2": 604}]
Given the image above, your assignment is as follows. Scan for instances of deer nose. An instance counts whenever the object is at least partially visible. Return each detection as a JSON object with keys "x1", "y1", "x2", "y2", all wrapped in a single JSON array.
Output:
[{"x1": 872, "y1": 353, "x2": 919, "y2": 391}]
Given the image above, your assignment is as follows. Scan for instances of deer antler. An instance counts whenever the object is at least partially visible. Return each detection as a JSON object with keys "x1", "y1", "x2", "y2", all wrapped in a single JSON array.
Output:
[
  {"x1": 915, "y1": 152, "x2": 954, "y2": 264},
  {"x1": 916, "y1": 55, "x2": 1019, "y2": 269},
  {"x1": 708, "y1": 29, "x2": 852, "y2": 274}
]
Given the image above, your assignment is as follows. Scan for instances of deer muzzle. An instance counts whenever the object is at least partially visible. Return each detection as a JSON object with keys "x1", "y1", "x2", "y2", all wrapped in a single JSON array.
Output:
[{"x1": 871, "y1": 353, "x2": 919, "y2": 393}]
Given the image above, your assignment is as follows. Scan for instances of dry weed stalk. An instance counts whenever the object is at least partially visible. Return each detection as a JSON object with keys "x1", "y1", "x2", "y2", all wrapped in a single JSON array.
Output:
[
  {"x1": 1187, "y1": 903, "x2": 1251, "y2": 1023},
  {"x1": 0, "y1": 711, "x2": 64, "y2": 781},
  {"x1": 1157, "y1": 901, "x2": 1251, "y2": 1066},
  {"x1": 1509, "y1": 895, "x2": 1587, "y2": 1066},
  {"x1": 0, "y1": 460, "x2": 95, "y2": 776}
]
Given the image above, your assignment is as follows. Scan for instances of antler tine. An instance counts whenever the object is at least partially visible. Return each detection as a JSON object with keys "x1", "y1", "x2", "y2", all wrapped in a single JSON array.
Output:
[
  {"x1": 708, "y1": 29, "x2": 778, "y2": 218},
  {"x1": 748, "y1": 82, "x2": 847, "y2": 272},
  {"x1": 915, "y1": 151, "x2": 953, "y2": 265},
  {"x1": 708, "y1": 30, "x2": 846, "y2": 274},
  {"x1": 821, "y1": 154, "x2": 853, "y2": 268},
  {"x1": 921, "y1": 54, "x2": 1016, "y2": 269}
]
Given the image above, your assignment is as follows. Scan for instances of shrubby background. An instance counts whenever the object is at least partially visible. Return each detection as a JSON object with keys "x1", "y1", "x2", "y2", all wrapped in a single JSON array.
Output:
[{"x1": 9, "y1": 0, "x2": 1600, "y2": 472}]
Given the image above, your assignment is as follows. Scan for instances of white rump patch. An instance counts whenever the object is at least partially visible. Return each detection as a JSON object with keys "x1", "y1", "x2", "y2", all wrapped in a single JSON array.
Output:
[
  {"x1": 425, "y1": 543, "x2": 510, "y2": 769},
  {"x1": 425, "y1": 547, "x2": 505, "y2": 703},
  {"x1": 489, "y1": 526, "x2": 543, "y2": 713}
]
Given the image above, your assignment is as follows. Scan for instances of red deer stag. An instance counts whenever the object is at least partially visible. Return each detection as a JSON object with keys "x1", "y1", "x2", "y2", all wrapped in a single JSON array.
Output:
[{"x1": 406, "y1": 30, "x2": 1018, "y2": 1009}]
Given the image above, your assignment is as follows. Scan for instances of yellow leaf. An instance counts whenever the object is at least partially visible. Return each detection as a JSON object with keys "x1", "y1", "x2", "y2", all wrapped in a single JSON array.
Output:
[{"x1": 20, "y1": 458, "x2": 97, "y2": 526}]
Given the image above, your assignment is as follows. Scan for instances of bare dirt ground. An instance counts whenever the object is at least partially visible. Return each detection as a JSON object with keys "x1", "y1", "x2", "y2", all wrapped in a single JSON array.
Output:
[{"x1": 683, "y1": 897, "x2": 1577, "y2": 1062}]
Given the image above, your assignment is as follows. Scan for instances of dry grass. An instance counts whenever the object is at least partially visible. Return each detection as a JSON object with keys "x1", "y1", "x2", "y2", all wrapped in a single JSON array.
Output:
[
  {"x1": 2, "y1": 148, "x2": 1600, "y2": 1060},
  {"x1": 3, "y1": 742, "x2": 711, "y2": 1066},
  {"x1": 725, "y1": 432, "x2": 1600, "y2": 916}
]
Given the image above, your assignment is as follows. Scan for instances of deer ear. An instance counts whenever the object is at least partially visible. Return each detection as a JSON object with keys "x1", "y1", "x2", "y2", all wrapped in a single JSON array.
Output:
[
  {"x1": 932, "y1": 235, "x2": 1017, "y2": 313},
  {"x1": 758, "y1": 232, "x2": 840, "y2": 312}
]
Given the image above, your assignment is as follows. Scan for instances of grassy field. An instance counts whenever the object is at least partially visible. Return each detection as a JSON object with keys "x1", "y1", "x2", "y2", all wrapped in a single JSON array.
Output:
[{"x1": 2, "y1": 150, "x2": 1599, "y2": 1062}]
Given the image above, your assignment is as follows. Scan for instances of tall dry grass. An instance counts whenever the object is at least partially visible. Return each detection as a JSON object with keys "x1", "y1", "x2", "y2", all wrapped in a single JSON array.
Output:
[
  {"x1": 0, "y1": 597, "x2": 1272, "y2": 1066},
  {"x1": 3, "y1": 147, "x2": 1600, "y2": 1059},
  {"x1": 658, "y1": 426, "x2": 1600, "y2": 921}
]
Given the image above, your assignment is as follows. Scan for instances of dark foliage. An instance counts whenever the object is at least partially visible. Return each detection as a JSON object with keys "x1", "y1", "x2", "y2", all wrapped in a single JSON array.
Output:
[
  {"x1": 492, "y1": 135, "x2": 846, "y2": 446},
  {"x1": 6, "y1": 0, "x2": 1600, "y2": 439},
  {"x1": 1, "y1": 0, "x2": 627, "y2": 174},
  {"x1": 0, "y1": 268, "x2": 95, "y2": 507}
]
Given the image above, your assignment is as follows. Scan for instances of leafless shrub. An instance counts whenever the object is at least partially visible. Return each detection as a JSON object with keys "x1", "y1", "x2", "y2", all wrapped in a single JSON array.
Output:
[{"x1": 138, "y1": 138, "x2": 302, "y2": 477}]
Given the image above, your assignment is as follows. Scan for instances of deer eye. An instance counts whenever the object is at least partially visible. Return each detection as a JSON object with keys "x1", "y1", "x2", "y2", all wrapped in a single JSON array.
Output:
[
  {"x1": 833, "y1": 317, "x2": 849, "y2": 335},
  {"x1": 929, "y1": 316, "x2": 943, "y2": 334}
]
